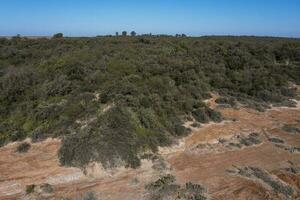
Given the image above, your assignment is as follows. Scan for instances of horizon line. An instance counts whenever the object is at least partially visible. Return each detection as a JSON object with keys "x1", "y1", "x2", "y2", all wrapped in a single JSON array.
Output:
[{"x1": 1, "y1": 34, "x2": 300, "y2": 39}]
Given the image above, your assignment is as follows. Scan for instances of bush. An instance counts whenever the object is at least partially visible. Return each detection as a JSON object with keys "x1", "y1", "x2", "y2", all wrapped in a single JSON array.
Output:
[
  {"x1": 83, "y1": 192, "x2": 97, "y2": 200},
  {"x1": 43, "y1": 75, "x2": 73, "y2": 97},
  {"x1": 273, "y1": 99, "x2": 297, "y2": 107},
  {"x1": 236, "y1": 167, "x2": 295, "y2": 198},
  {"x1": 239, "y1": 133, "x2": 261, "y2": 146},
  {"x1": 75, "y1": 191, "x2": 97, "y2": 200},
  {"x1": 146, "y1": 175, "x2": 207, "y2": 200},
  {"x1": 192, "y1": 107, "x2": 222, "y2": 123},
  {"x1": 26, "y1": 184, "x2": 35, "y2": 194},
  {"x1": 268, "y1": 137, "x2": 284, "y2": 144},
  {"x1": 146, "y1": 175, "x2": 176, "y2": 191},
  {"x1": 191, "y1": 122, "x2": 201, "y2": 128},
  {"x1": 59, "y1": 106, "x2": 170, "y2": 168},
  {"x1": 206, "y1": 107, "x2": 222, "y2": 122},
  {"x1": 282, "y1": 124, "x2": 300, "y2": 134},
  {"x1": 215, "y1": 97, "x2": 236, "y2": 107},
  {"x1": 184, "y1": 182, "x2": 207, "y2": 200},
  {"x1": 16, "y1": 142, "x2": 31, "y2": 153},
  {"x1": 40, "y1": 183, "x2": 53, "y2": 193},
  {"x1": 0, "y1": 67, "x2": 38, "y2": 103},
  {"x1": 249, "y1": 167, "x2": 294, "y2": 198},
  {"x1": 192, "y1": 108, "x2": 210, "y2": 123},
  {"x1": 52, "y1": 33, "x2": 63, "y2": 39},
  {"x1": 10, "y1": 130, "x2": 27, "y2": 142},
  {"x1": 58, "y1": 131, "x2": 97, "y2": 168}
]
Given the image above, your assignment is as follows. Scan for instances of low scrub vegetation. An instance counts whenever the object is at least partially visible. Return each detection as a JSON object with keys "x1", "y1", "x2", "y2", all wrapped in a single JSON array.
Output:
[
  {"x1": 59, "y1": 106, "x2": 172, "y2": 168},
  {"x1": 146, "y1": 174, "x2": 207, "y2": 200},
  {"x1": 75, "y1": 191, "x2": 98, "y2": 200},
  {"x1": 16, "y1": 142, "x2": 31, "y2": 153},
  {"x1": 284, "y1": 161, "x2": 300, "y2": 174},
  {"x1": 40, "y1": 183, "x2": 53, "y2": 193},
  {"x1": 215, "y1": 97, "x2": 237, "y2": 107},
  {"x1": 232, "y1": 166, "x2": 295, "y2": 198},
  {"x1": 0, "y1": 36, "x2": 299, "y2": 168},
  {"x1": 26, "y1": 184, "x2": 35, "y2": 194},
  {"x1": 238, "y1": 132, "x2": 261, "y2": 146},
  {"x1": 225, "y1": 132, "x2": 262, "y2": 149},
  {"x1": 268, "y1": 136, "x2": 285, "y2": 144},
  {"x1": 282, "y1": 124, "x2": 300, "y2": 135},
  {"x1": 192, "y1": 107, "x2": 222, "y2": 123},
  {"x1": 275, "y1": 144, "x2": 300, "y2": 153},
  {"x1": 194, "y1": 132, "x2": 262, "y2": 154}
]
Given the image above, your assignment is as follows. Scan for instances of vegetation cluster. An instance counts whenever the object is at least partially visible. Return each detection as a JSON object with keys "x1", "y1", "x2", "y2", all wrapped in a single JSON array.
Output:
[{"x1": 0, "y1": 35, "x2": 299, "y2": 167}]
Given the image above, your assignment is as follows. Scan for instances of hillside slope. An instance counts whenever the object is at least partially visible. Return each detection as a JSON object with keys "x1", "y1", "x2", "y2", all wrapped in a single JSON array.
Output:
[
  {"x1": 0, "y1": 95, "x2": 299, "y2": 199},
  {"x1": 1, "y1": 36, "x2": 299, "y2": 169}
]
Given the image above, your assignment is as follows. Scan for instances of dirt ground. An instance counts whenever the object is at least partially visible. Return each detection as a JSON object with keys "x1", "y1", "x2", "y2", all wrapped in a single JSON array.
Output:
[{"x1": 0, "y1": 97, "x2": 300, "y2": 200}]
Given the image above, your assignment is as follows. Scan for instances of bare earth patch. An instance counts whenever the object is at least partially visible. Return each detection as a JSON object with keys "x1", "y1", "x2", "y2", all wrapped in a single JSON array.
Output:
[{"x1": 0, "y1": 99, "x2": 300, "y2": 199}]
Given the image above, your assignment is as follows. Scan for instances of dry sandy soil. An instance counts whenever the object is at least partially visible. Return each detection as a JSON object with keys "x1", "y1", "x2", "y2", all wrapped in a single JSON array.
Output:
[{"x1": 0, "y1": 96, "x2": 300, "y2": 199}]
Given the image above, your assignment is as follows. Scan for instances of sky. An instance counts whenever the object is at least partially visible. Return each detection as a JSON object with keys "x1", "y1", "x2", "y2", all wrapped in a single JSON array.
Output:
[{"x1": 1, "y1": 0, "x2": 300, "y2": 37}]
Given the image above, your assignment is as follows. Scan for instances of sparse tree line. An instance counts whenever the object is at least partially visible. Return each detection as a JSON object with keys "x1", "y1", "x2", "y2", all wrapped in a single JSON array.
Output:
[{"x1": 9, "y1": 31, "x2": 187, "y2": 39}]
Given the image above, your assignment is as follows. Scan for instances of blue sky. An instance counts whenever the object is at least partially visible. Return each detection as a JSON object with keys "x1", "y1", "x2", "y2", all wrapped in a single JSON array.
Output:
[{"x1": 1, "y1": 0, "x2": 300, "y2": 37}]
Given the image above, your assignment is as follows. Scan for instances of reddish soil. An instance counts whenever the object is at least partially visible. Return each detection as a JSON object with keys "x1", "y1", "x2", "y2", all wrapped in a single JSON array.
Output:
[
  {"x1": 0, "y1": 98, "x2": 299, "y2": 200},
  {"x1": 166, "y1": 101, "x2": 300, "y2": 200}
]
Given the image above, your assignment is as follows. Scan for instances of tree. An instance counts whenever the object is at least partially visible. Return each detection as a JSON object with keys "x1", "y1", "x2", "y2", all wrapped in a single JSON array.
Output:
[
  {"x1": 52, "y1": 33, "x2": 63, "y2": 39},
  {"x1": 175, "y1": 34, "x2": 186, "y2": 38},
  {"x1": 12, "y1": 34, "x2": 21, "y2": 40},
  {"x1": 122, "y1": 31, "x2": 127, "y2": 36},
  {"x1": 130, "y1": 31, "x2": 137, "y2": 36},
  {"x1": 115, "y1": 32, "x2": 119, "y2": 37}
]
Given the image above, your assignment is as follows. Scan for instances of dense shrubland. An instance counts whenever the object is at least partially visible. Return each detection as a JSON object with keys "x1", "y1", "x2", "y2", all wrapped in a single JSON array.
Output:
[{"x1": 0, "y1": 36, "x2": 299, "y2": 167}]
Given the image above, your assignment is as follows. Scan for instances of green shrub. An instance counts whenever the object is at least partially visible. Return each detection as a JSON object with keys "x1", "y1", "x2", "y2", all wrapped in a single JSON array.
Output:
[
  {"x1": 249, "y1": 167, "x2": 294, "y2": 198},
  {"x1": 16, "y1": 142, "x2": 31, "y2": 153},
  {"x1": 191, "y1": 122, "x2": 201, "y2": 128},
  {"x1": 0, "y1": 36, "x2": 299, "y2": 169},
  {"x1": 215, "y1": 97, "x2": 236, "y2": 107},
  {"x1": 10, "y1": 130, "x2": 27, "y2": 142},
  {"x1": 282, "y1": 124, "x2": 300, "y2": 134},
  {"x1": 146, "y1": 175, "x2": 207, "y2": 200},
  {"x1": 192, "y1": 108, "x2": 210, "y2": 123},
  {"x1": 239, "y1": 133, "x2": 261, "y2": 146},
  {"x1": 192, "y1": 107, "x2": 222, "y2": 123},
  {"x1": 58, "y1": 131, "x2": 97, "y2": 168},
  {"x1": 206, "y1": 107, "x2": 222, "y2": 122},
  {"x1": 81, "y1": 191, "x2": 97, "y2": 200},
  {"x1": 43, "y1": 75, "x2": 73, "y2": 97},
  {"x1": 146, "y1": 175, "x2": 176, "y2": 191},
  {"x1": 184, "y1": 182, "x2": 207, "y2": 200},
  {"x1": 59, "y1": 106, "x2": 170, "y2": 168},
  {"x1": 52, "y1": 33, "x2": 63, "y2": 39},
  {"x1": 268, "y1": 137, "x2": 285, "y2": 144},
  {"x1": 236, "y1": 167, "x2": 295, "y2": 198},
  {"x1": 26, "y1": 184, "x2": 35, "y2": 194}
]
